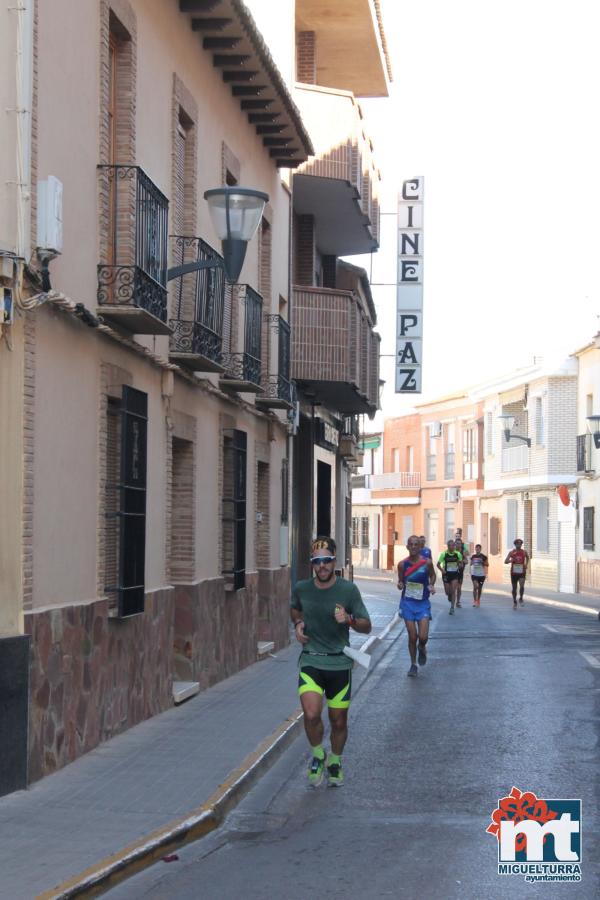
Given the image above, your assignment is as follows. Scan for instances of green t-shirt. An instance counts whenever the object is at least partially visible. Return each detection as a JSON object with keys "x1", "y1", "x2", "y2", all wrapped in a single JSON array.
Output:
[
  {"x1": 437, "y1": 550, "x2": 463, "y2": 573},
  {"x1": 291, "y1": 577, "x2": 370, "y2": 671}
]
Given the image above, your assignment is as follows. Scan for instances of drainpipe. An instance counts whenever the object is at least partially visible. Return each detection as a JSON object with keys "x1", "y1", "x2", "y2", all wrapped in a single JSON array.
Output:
[{"x1": 15, "y1": 1, "x2": 33, "y2": 260}]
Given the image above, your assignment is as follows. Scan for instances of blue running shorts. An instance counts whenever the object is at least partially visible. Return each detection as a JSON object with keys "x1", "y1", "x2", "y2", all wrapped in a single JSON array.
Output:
[{"x1": 400, "y1": 598, "x2": 432, "y2": 621}]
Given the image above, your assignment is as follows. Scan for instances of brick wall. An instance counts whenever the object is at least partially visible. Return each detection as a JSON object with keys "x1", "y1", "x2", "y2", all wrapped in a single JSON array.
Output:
[
  {"x1": 296, "y1": 31, "x2": 316, "y2": 83},
  {"x1": 294, "y1": 214, "x2": 315, "y2": 286},
  {"x1": 171, "y1": 437, "x2": 195, "y2": 582}
]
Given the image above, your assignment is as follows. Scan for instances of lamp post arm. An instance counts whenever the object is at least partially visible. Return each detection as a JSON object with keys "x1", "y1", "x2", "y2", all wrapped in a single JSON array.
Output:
[
  {"x1": 167, "y1": 257, "x2": 224, "y2": 281},
  {"x1": 506, "y1": 433, "x2": 531, "y2": 447}
]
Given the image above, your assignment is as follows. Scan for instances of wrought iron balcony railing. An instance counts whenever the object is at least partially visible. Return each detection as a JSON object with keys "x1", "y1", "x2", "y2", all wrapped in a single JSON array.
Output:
[
  {"x1": 168, "y1": 236, "x2": 225, "y2": 371},
  {"x1": 256, "y1": 315, "x2": 293, "y2": 408},
  {"x1": 220, "y1": 285, "x2": 263, "y2": 393},
  {"x1": 97, "y1": 165, "x2": 170, "y2": 333},
  {"x1": 221, "y1": 351, "x2": 262, "y2": 388}
]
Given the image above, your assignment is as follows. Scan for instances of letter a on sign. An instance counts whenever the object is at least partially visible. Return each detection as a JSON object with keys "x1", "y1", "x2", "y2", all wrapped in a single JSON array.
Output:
[{"x1": 396, "y1": 178, "x2": 424, "y2": 393}]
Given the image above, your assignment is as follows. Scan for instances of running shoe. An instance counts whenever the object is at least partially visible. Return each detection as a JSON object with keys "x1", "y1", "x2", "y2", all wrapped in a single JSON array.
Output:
[
  {"x1": 513, "y1": 602, "x2": 517, "y2": 610},
  {"x1": 519, "y1": 599, "x2": 525, "y2": 606},
  {"x1": 456, "y1": 601, "x2": 462, "y2": 608},
  {"x1": 449, "y1": 606, "x2": 454, "y2": 615},
  {"x1": 308, "y1": 755, "x2": 325, "y2": 786},
  {"x1": 407, "y1": 663, "x2": 418, "y2": 676},
  {"x1": 418, "y1": 643, "x2": 427, "y2": 666},
  {"x1": 327, "y1": 761, "x2": 344, "y2": 786}
]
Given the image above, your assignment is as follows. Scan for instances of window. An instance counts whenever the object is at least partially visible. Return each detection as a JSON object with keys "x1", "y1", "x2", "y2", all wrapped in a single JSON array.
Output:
[
  {"x1": 536, "y1": 497, "x2": 550, "y2": 552},
  {"x1": 352, "y1": 516, "x2": 359, "y2": 548},
  {"x1": 486, "y1": 412, "x2": 493, "y2": 456},
  {"x1": 535, "y1": 397, "x2": 544, "y2": 445},
  {"x1": 222, "y1": 429, "x2": 247, "y2": 590},
  {"x1": 402, "y1": 515, "x2": 413, "y2": 544},
  {"x1": 105, "y1": 386, "x2": 148, "y2": 617},
  {"x1": 406, "y1": 446, "x2": 414, "y2": 472},
  {"x1": 392, "y1": 448, "x2": 400, "y2": 472},
  {"x1": 584, "y1": 507, "x2": 594, "y2": 550},
  {"x1": 360, "y1": 517, "x2": 369, "y2": 548}
]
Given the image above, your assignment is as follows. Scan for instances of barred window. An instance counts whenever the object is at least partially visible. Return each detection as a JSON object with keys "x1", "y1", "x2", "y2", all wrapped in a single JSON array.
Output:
[
  {"x1": 352, "y1": 517, "x2": 359, "y2": 548},
  {"x1": 584, "y1": 507, "x2": 594, "y2": 551},
  {"x1": 360, "y1": 517, "x2": 369, "y2": 548}
]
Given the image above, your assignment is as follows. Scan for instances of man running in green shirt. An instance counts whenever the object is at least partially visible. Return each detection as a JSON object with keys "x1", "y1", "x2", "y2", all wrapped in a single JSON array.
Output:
[
  {"x1": 437, "y1": 539, "x2": 463, "y2": 615},
  {"x1": 291, "y1": 536, "x2": 371, "y2": 787}
]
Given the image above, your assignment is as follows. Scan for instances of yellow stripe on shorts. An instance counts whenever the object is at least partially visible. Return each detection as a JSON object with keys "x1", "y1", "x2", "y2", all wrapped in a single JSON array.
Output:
[{"x1": 298, "y1": 670, "x2": 324, "y2": 696}]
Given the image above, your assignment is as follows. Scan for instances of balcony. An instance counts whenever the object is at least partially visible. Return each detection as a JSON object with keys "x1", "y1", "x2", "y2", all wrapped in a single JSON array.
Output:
[
  {"x1": 367, "y1": 472, "x2": 421, "y2": 491},
  {"x1": 97, "y1": 165, "x2": 170, "y2": 334},
  {"x1": 577, "y1": 433, "x2": 594, "y2": 474},
  {"x1": 168, "y1": 236, "x2": 225, "y2": 372},
  {"x1": 501, "y1": 444, "x2": 529, "y2": 473},
  {"x1": 293, "y1": 85, "x2": 380, "y2": 255},
  {"x1": 255, "y1": 315, "x2": 293, "y2": 409},
  {"x1": 291, "y1": 286, "x2": 379, "y2": 415},
  {"x1": 220, "y1": 285, "x2": 263, "y2": 393}
]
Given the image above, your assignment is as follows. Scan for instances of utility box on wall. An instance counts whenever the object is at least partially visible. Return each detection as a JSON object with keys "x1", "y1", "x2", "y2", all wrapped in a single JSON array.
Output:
[{"x1": 37, "y1": 176, "x2": 63, "y2": 255}]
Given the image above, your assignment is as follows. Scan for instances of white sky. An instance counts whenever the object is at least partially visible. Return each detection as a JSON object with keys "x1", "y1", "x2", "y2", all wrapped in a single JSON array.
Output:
[{"x1": 352, "y1": 0, "x2": 600, "y2": 424}]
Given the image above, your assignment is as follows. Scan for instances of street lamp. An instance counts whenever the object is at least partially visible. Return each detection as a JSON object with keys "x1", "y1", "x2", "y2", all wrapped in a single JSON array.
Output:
[
  {"x1": 586, "y1": 415, "x2": 600, "y2": 449},
  {"x1": 498, "y1": 414, "x2": 531, "y2": 447},
  {"x1": 167, "y1": 187, "x2": 269, "y2": 284}
]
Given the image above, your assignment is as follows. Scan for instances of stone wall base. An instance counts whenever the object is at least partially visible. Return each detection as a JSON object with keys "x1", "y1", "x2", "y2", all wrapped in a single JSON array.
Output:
[
  {"x1": 173, "y1": 568, "x2": 291, "y2": 686},
  {"x1": 25, "y1": 587, "x2": 174, "y2": 783},
  {"x1": 257, "y1": 567, "x2": 291, "y2": 649}
]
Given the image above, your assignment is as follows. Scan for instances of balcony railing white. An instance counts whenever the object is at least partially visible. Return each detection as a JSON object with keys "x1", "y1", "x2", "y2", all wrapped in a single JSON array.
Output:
[
  {"x1": 366, "y1": 472, "x2": 421, "y2": 490},
  {"x1": 501, "y1": 444, "x2": 529, "y2": 473}
]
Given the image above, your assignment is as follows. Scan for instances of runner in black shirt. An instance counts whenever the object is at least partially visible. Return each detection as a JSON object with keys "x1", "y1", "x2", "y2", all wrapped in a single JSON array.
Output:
[{"x1": 469, "y1": 544, "x2": 488, "y2": 607}]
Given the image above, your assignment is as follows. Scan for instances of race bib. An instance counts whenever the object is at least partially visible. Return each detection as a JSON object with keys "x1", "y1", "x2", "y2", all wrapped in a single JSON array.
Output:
[
  {"x1": 446, "y1": 561, "x2": 458, "y2": 573},
  {"x1": 512, "y1": 564, "x2": 524, "y2": 574},
  {"x1": 405, "y1": 581, "x2": 424, "y2": 600},
  {"x1": 471, "y1": 564, "x2": 484, "y2": 577}
]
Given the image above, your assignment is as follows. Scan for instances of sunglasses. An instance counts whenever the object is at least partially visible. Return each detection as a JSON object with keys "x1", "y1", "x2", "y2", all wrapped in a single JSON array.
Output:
[{"x1": 311, "y1": 556, "x2": 335, "y2": 565}]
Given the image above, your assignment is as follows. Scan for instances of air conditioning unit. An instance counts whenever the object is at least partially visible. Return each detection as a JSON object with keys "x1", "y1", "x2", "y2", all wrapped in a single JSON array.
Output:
[
  {"x1": 444, "y1": 487, "x2": 459, "y2": 502},
  {"x1": 429, "y1": 421, "x2": 442, "y2": 438}
]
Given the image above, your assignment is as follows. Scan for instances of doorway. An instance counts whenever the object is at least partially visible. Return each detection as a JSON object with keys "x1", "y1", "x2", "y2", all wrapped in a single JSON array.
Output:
[
  {"x1": 425, "y1": 509, "x2": 439, "y2": 558},
  {"x1": 316, "y1": 460, "x2": 331, "y2": 537},
  {"x1": 386, "y1": 513, "x2": 395, "y2": 570}
]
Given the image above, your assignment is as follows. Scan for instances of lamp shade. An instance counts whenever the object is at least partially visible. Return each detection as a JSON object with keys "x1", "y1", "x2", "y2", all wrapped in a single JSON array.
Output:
[
  {"x1": 498, "y1": 414, "x2": 516, "y2": 432},
  {"x1": 204, "y1": 187, "x2": 269, "y2": 242},
  {"x1": 586, "y1": 415, "x2": 600, "y2": 433}
]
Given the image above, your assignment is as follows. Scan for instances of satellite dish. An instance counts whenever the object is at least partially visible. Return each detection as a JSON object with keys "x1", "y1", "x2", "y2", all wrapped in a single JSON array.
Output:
[{"x1": 557, "y1": 484, "x2": 570, "y2": 506}]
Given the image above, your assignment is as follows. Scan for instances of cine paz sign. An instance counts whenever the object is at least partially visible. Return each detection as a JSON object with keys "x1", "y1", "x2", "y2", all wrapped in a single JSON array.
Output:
[{"x1": 396, "y1": 177, "x2": 424, "y2": 393}]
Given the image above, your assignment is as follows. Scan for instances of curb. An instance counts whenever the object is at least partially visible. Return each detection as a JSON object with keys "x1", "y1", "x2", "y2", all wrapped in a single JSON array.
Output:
[
  {"x1": 38, "y1": 616, "x2": 403, "y2": 899},
  {"x1": 484, "y1": 588, "x2": 600, "y2": 618}
]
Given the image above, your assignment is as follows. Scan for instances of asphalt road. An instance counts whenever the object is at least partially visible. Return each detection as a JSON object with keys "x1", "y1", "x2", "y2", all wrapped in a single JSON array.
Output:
[{"x1": 110, "y1": 581, "x2": 600, "y2": 899}]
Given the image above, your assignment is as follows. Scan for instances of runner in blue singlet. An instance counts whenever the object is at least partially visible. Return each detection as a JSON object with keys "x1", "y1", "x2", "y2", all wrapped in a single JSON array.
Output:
[{"x1": 397, "y1": 535, "x2": 437, "y2": 677}]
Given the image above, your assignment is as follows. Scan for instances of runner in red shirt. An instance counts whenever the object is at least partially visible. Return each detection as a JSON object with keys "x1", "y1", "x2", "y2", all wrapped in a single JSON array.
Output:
[{"x1": 504, "y1": 538, "x2": 530, "y2": 608}]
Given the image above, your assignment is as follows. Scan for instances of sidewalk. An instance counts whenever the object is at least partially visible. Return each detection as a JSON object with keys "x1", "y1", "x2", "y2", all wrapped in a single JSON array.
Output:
[
  {"x1": 354, "y1": 567, "x2": 600, "y2": 615},
  {"x1": 0, "y1": 619, "x2": 401, "y2": 900}
]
